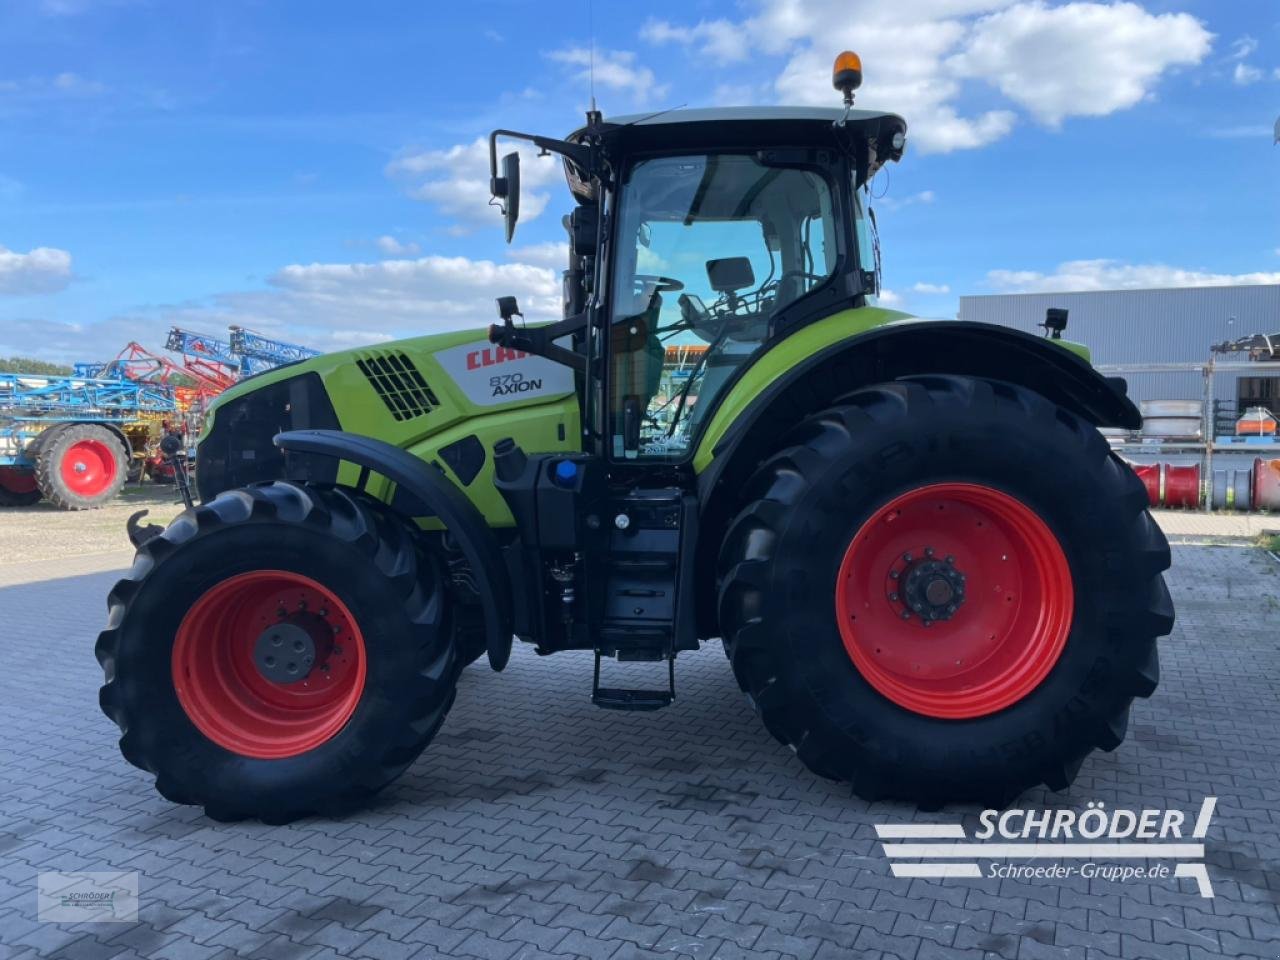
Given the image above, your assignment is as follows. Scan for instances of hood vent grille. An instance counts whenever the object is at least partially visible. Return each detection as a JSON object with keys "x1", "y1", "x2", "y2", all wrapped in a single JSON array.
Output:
[{"x1": 356, "y1": 352, "x2": 439, "y2": 421}]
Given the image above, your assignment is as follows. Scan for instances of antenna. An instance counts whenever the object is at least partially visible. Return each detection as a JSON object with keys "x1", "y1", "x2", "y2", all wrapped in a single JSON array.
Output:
[{"x1": 588, "y1": 0, "x2": 597, "y2": 113}]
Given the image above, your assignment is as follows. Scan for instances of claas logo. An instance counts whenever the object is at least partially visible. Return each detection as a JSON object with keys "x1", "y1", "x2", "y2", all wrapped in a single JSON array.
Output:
[{"x1": 466, "y1": 347, "x2": 528, "y2": 370}]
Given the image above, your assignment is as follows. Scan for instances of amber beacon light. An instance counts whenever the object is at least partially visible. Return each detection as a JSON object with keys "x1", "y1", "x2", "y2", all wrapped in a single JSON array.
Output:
[{"x1": 832, "y1": 50, "x2": 863, "y2": 105}]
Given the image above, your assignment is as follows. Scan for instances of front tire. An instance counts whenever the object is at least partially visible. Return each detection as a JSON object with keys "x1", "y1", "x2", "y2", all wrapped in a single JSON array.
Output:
[
  {"x1": 717, "y1": 376, "x2": 1173, "y2": 806},
  {"x1": 96, "y1": 481, "x2": 457, "y2": 822}
]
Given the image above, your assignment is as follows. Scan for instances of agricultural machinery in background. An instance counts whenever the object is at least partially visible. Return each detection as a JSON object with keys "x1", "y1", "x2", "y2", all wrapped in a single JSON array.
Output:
[
  {"x1": 0, "y1": 327, "x2": 318, "y2": 509},
  {"x1": 98, "y1": 52, "x2": 1172, "y2": 823}
]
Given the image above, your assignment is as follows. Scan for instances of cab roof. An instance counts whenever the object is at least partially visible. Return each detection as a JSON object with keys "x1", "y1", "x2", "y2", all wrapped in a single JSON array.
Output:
[
  {"x1": 604, "y1": 106, "x2": 903, "y2": 128},
  {"x1": 562, "y1": 106, "x2": 908, "y2": 202}
]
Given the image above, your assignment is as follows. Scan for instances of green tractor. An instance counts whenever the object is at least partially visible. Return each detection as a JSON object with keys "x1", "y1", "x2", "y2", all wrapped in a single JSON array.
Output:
[{"x1": 97, "y1": 54, "x2": 1172, "y2": 822}]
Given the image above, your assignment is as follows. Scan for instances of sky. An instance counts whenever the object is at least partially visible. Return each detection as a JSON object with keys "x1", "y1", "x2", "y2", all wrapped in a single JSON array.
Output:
[{"x1": 1, "y1": 0, "x2": 1277, "y2": 363}]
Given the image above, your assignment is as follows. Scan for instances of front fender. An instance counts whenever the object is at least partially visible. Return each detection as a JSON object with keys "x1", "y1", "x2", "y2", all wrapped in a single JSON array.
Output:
[{"x1": 274, "y1": 429, "x2": 513, "y2": 671}]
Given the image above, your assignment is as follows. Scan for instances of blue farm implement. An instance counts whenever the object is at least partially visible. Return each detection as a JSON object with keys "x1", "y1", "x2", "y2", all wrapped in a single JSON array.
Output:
[{"x1": 0, "y1": 371, "x2": 178, "y2": 510}]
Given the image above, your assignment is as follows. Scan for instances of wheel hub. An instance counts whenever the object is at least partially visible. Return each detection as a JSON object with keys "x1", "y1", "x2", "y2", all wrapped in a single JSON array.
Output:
[
  {"x1": 253, "y1": 620, "x2": 328, "y2": 684},
  {"x1": 896, "y1": 553, "x2": 966, "y2": 624}
]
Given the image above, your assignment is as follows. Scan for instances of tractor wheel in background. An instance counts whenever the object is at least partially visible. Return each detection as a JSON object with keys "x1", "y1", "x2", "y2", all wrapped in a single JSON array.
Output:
[
  {"x1": 717, "y1": 375, "x2": 1173, "y2": 806},
  {"x1": 0, "y1": 467, "x2": 41, "y2": 507},
  {"x1": 96, "y1": 481, "x2": 458, "y2": 822},
  {"x1": 36, "y1": 423, "x2": 127, "y2": 509}
]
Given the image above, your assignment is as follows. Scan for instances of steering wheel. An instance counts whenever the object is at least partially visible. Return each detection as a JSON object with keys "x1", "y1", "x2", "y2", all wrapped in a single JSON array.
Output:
[{"x1": 634, "y1": 274, "x2": 685, "y2": 294}]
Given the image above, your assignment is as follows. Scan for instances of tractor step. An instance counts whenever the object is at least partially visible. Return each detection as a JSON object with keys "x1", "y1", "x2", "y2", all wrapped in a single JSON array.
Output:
[{"x1": 591, "y1": 650, "x2": 675, "y2": 711}]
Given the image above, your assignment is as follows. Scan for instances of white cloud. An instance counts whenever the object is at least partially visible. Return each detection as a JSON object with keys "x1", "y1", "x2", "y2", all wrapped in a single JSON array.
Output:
[
  {"x1": 3, "y1": 251, "x2": 564, "y2": 363},
  {"x1": 641, "y1": 18, "x2": 751, "y2": 65},
  {"x1": 912, "y1": 281, "x2": 951, "y2": 294},
  {"x1": 878, "y1": 288, "x2": 903, "y2": 305},
  {"x1": 987, "y1": 259, "x2": 1280, "y2": 293},
  {"x1": 878, "y1": 189, "x2": 936, "y2": 210},
  {"x1": 0, "y1": 72, "x2": 108, "y2": 99},
  {"x1": 507, "y1": 242, "x2": 568, "y2": 269},
  {"x1": 375, "y1": 235, "x2": 420, "y2": 256},
  {"x1": 0, "y1": 245, "x2": 73, "y2": 296},
  {"x1": 386, "y1": 137, "x2": 562, "y2": 231},
  {"x1": 1232, "y1": 62, "x2": 1263, "y2": 86},
  {"x1": 1229, "y1": 36, "x2": 1258, "y2": 61},
  {"x1": 948, "y1": 2, "x2": 1212, "y2": 126},
  {"x1": 547, "y1": 47, "x2": 669, "y2": 104},
  {"x1": 641, "y1": 1, "x2": 1212, "y2": 152}
]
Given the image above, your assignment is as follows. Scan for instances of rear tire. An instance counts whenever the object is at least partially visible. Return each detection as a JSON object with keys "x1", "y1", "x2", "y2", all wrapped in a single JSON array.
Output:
[
  {"x1": 0, "y1": 467, "x2": 41, "y2": 506},
  {"x1": 717, "y1": 376, "x2": 1172, "y2": 806},
  {"x1": 36, "y1": 423, "x2": 127, "y2": 509},
  {"x1": 96, "y1": 481, "x2": 457, "y2": 822}
]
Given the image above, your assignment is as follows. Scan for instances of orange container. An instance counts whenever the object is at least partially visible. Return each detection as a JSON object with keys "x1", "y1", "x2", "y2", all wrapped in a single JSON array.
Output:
[{"x1": 1236, "y1": 407, "x2": 1278, "y2": 436}]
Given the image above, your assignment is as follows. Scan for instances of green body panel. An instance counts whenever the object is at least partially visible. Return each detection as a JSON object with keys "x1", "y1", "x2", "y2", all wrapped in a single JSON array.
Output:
[
  {"x1": 200, "y1": 327, "x2": 581, "y2": 528},
  {"x1": 692, "y1": 305, "x2": 907, "y2": 472},
  {"x1": 202, "y1": 311, "x2": 1094, "y2": 521},
  {"x1": 691, "y1": 308, "x2": 1091, "y2": 472}
]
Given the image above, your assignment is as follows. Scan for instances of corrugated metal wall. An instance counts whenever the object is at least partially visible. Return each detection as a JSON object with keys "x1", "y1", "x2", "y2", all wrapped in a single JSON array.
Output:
[{"x1": 958, "y1": 285, "x2": 1280, "y2": 404}]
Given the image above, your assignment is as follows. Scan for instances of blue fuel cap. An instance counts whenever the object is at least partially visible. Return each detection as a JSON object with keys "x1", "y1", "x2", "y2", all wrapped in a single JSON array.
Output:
[{"x1": 552, "y1": 459, "x2": 578, "y2": 488}]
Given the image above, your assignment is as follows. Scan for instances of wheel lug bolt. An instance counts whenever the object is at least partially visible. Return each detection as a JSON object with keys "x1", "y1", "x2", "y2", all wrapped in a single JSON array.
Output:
[
  {"x1": 901, "y1": 611, "x2": 911, "y2": 620},
  {"x1": 889, "y1": 571, "x2": 900, "y2": 580},
  {"x1": 945, "y1": 555, "x2": 955, "y2": 564},
  {"x1": 889, "y1": 592, "x2": 899, "y2": 601},
  {"x1": 902, "y1": 552, "x2": 912, "y2": 562},
  {"x1": 925, "y1": 547, "x2": 934, "y2": 557}
]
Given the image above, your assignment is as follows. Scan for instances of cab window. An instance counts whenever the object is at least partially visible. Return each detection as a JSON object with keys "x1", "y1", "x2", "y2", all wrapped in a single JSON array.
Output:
[{"x1": 607, "y1": 154, "x2": 836, "y2": 459}]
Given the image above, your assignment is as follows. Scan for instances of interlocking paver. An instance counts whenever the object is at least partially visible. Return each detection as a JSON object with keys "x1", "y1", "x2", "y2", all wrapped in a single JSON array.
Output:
[{"x1": 0, "y1": 544, "x2": 1277, "y2": 960}]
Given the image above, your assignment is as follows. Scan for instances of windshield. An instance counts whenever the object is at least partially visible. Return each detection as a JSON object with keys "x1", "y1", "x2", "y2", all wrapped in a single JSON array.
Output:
[{"x1": 607, "y1": 154, "x2": 836, "y2": 459}]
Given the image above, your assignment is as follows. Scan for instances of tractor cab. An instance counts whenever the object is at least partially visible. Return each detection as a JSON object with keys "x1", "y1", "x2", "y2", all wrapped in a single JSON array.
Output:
[
  {"x1": 480, "y1": 93, "x2": 906, "y2": 705},
  {"x1": 487, "y1": 103, "x2": 907, "y2": 464}
]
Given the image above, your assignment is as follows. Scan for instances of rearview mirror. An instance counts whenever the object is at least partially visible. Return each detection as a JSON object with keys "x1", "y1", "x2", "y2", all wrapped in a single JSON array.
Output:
[{"x1": 496, "y1": 151, "x2": 520, "y2": 242}]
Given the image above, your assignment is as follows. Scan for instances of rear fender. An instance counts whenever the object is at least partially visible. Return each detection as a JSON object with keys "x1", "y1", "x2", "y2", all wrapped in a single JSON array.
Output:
[
  {"x1": 274, "y1": 429, "x2": 513, "y2": 670},
  {"x1": 691, "y1": 318, "x2": 1139, "y2": 637}
]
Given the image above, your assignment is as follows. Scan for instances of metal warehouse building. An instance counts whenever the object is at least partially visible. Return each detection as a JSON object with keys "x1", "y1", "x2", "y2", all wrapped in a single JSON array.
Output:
[{"x1": 959, "y1": 284, "x2": 1280, "y2": 411}]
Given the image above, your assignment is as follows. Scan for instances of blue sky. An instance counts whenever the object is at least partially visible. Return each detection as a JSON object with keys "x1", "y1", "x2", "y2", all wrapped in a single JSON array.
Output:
[{"x1": 1, "y1": 0, "x2": 1277, "y2": 363}]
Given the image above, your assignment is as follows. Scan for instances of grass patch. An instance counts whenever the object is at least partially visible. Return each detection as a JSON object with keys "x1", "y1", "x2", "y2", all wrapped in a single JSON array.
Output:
[{"x1": 1256, "y1": 533, "x2": 1280, "y2": 554}]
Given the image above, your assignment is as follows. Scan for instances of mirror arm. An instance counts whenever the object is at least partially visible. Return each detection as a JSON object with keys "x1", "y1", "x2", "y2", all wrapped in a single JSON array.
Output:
[
  {"x1": 488, "y1": 129, "x2": 594, "y2": 183},
  {"x1": 488, "y1": 311, "x2": 589, "y2": 373}
]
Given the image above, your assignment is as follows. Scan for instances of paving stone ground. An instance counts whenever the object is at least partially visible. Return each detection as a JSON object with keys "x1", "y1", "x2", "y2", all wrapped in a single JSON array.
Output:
[{"x1": 0, "y1": 543, "x2": 1277, "y2": 960}]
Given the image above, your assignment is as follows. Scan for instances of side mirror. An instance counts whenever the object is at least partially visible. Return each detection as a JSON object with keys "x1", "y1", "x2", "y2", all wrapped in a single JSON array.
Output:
[{"x1": 491, "y1": 152, "x2": 521, "y2": 242}]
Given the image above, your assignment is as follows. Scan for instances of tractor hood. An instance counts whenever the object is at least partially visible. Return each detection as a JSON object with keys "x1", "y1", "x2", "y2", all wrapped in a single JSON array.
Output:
[{"x1": 195, "y1": 326, "x2": 579, "y2": 504}]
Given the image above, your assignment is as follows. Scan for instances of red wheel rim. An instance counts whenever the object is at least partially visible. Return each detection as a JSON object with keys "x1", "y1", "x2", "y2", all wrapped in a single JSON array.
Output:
[
  {"x1": 171, "y1": 570, "x2": 367, "y2": 759},
  {"x1": 59, "y1": 439, "x2": 117, "y2": 497},
  {"x1": 0, "y1": 467, "x2": 37, "y2": 494},
  {"x1": 835, "y1": 482, "x2": 1073, "y2": 719}
]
